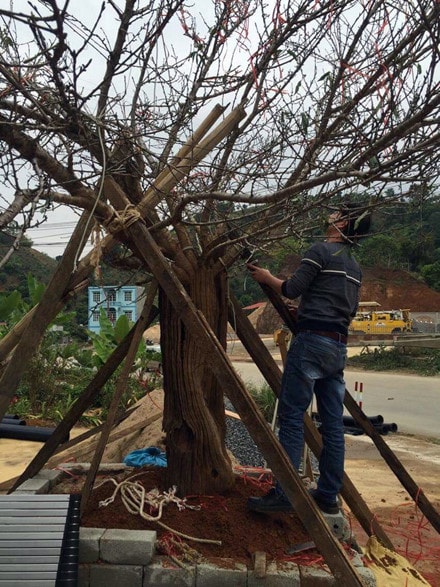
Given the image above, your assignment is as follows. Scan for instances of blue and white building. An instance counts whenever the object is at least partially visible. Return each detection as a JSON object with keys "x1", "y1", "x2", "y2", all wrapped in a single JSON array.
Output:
[{"x1": 87, "y1": 285, "x2": 145, "y2": 333}]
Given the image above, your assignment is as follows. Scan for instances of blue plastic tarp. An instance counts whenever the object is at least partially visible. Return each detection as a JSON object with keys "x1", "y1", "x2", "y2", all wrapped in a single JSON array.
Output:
[{"x1": 123, "y1": 446, "x2": 167, "y2": 467}]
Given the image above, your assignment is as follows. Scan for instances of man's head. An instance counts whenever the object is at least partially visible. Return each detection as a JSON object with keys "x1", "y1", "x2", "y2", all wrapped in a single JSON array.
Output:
[{"x1": 327, "y1": 203, "x2": 371, "y2": 244}]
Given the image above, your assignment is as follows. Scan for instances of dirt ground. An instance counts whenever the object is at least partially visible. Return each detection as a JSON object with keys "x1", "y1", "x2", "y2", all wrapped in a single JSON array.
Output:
[
  {"x1": 2, "y1": 399, "x2": 438, "y2": 582},
  {"x1": 344, "y1": 433, "x2": 440, "y2": 585},
  {"x1": 0, "y1": 339, "x2": 439, "y2": 583},
  {"x1": 57, "y1": 432, "x2": 440, "y2": 584}
]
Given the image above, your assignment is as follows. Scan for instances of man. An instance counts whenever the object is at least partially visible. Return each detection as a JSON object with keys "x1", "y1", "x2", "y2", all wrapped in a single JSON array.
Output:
[{"x1": 246, "y1": 204, "x2": 371, "y2": 514}]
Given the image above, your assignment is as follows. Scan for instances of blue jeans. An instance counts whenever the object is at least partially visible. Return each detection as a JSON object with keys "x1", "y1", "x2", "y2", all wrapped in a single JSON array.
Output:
[{"x1": 277, "y1": 332, "x2": 347, "y2": 502}]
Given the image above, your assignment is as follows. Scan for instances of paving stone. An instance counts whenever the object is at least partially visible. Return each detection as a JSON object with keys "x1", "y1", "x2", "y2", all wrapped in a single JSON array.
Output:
[
  {"x1": 26, "y1": 467, "x2": 369, "y2": 587},
  {"x1": 13, "y1": 477, "x2": 50, "y2": 494},
  {"x1": 89, "y1": 563, "x2": 143, "y2": 587},
  {"x1": 196, "y1": 559, "x2": 247, "y2": 586},
  {"x1": 77, "y1": 563, "x2": 90, "y2": 587},
  {"x1": 34, "y1": 468, "x2": 64, "y2": 487},
  {"x1": 299, "y1": 564, "x2": 376, "y2": 586},
  {"x1": 79, "y1": 527, "x2": 106, "y2": 563},
  {"x1": 100, "y1": 528, "x2": 157, "y2": 565},
  {"x1": 248, "y1": 561, "x2": 301, "y2": 586},
  {"x1": 299, "y1": 565, "x2": 336, "y2": 585},
  {"x1": 143, "y1": 555, "x2": 196, "y2": 586},
  {"x1": 321, "y1": 511, "x2": 352, "y2": 542}
]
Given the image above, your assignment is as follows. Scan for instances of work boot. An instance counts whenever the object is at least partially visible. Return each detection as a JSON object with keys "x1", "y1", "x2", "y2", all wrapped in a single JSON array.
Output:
[
  {"x1": 247, "y1": 487, "x2": 293, "y2": 513},
  {"x1": 309, "y1": 488, "x2": 340, "y2": 515}
]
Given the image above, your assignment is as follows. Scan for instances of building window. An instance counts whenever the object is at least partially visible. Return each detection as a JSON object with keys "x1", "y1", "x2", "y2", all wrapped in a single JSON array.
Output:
[
  {"x1": 107, "y1": 308, "x2": 116, "y2": 322},
  {"x1": 107, "y1": 289, "x2": 116, "y2": 302},
  {"x1": 124, "y1": 290, "x2": 133, "y2": 302},
  {"x1": 92, "y1": 291, "x2": 100, "y2": 302},
  {"x1": 124, "y1": 310, "x2": 133, "y2": 321},
  {"x1": 92, "y1": 311, "x2": 100, "y2": 322}
]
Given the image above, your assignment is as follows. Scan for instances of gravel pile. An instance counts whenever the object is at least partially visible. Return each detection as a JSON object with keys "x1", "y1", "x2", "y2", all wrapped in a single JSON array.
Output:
[
  {"x1": 224, "y1": 398, "x2": 319, "y2": 475},
  {"x1": 225, "y1": 401, "x2": 267, "y2": 468}
]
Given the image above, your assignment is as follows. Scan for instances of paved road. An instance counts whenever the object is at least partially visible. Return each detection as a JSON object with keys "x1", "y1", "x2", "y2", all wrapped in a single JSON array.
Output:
[{"x1": 231, "y1": 360, "x2": 440, "y2": 439}]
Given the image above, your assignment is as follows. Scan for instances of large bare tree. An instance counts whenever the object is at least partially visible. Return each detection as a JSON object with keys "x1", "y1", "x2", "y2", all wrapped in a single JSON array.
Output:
[{"x1": 0, "y1": 0, "x2": 439, "y2": 494}]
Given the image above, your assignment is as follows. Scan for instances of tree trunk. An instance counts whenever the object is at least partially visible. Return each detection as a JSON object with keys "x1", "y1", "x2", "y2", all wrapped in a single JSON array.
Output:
[{"x1": 160, "y1": 265, "x2": 234, "y2": 495}]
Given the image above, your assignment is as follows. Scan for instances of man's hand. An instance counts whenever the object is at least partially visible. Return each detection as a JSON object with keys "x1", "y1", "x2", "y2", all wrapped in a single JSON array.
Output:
[
  {"x1": 246, "y1": 263, "x2": 285, "y2": 295},
  {"x1": 246, "y1": 263, "x2": 273, "y2": 284}
]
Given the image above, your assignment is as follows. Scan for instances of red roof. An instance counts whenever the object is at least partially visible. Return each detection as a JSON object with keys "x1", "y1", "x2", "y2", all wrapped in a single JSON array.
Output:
[{"x1": 242, "y1": 302, "x2": 266, "y2": 310}]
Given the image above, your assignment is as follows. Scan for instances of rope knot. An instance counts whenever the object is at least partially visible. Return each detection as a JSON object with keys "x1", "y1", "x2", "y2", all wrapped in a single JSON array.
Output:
[{"x1": 103, "y1": 205, "x2": 143, "y2": 235}]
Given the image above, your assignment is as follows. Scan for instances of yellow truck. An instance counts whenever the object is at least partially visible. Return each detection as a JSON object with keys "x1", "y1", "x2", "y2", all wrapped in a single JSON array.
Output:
[{"x1": 349, "y1": 302, "x2": 413, "y2": 335}]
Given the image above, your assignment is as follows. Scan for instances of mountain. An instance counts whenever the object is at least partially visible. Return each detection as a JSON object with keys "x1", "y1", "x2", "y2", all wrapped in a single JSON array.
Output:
[
  {"x1": 3, "y1": 235, "x2": 440, "y2": 329},
  {"x1": 0, "y1": 232, "x2": 58, "y2": 294},
  {"x1": 0, "y1": 234, "x2": 149, "y2": 328},
  {"x1": 360, "y1": 266, "x2": 440, "y2": 312}
]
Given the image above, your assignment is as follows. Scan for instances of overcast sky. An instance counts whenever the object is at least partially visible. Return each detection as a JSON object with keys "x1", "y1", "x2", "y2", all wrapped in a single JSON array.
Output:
[{"x1": 13, "y1": 0, "x2": 250, "y2": 258}]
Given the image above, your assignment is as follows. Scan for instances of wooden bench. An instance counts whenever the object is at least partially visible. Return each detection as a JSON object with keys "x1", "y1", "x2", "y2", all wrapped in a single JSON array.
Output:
[{"x1": 0, "y1": 494, "x2": 80, "y2": 586}]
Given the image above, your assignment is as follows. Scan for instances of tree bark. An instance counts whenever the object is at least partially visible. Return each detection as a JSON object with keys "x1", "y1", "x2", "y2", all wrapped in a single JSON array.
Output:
[{"x1": 160, "y1": 265, "x2": 234, "y2": 495}]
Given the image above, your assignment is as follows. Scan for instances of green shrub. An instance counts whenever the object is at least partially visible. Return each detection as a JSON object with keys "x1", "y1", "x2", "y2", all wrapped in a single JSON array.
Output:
[
  {"x1": 247, "y1": 381, "x2": 276, "y2": 422},
  {"x1": 347, "y1": 345, "x2": 440, "y2": 376}
]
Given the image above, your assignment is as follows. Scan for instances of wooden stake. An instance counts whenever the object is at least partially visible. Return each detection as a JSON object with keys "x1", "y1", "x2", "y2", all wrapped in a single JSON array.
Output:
[
  {"x1": 8, "y1": 305, "x2": 159, "y2": 493},
  {"x1": 80, "y1": 281, "x2": 158, "y2": 515},
  {"x1": 253, "y1": 286, "x2": 440, "y2": 537},
  {"x1": 227, "y1": 292, "x2": 394, "y2": 550},
  {"x1": 0, "y1": 211, "x2": 94, "y2": 420}
]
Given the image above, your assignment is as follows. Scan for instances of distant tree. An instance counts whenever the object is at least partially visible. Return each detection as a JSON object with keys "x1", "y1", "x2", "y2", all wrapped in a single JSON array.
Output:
[
  {"x1": 356, "y1": 234, "x2": 401, "y2": 269},
  {"x1": 421, "y1": 262, "x2": 440, "y2": 292},
  {"x1": 357, "y1": 196, "x2": 439, "y2": 271},
  {"x1": 1, "y1": 1, "x2": 440, "y2": 494}
]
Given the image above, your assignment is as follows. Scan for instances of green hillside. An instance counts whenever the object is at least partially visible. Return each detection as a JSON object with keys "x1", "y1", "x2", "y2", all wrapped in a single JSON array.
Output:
[{"x1": 0, "y1": 232, "x2": 58, "y2": 296}]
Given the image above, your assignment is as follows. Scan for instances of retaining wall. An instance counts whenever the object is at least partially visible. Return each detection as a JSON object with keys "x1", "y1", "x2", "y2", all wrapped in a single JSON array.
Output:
[{"x1": 12, "y1": 466, "x2": 376, "y2": 586}]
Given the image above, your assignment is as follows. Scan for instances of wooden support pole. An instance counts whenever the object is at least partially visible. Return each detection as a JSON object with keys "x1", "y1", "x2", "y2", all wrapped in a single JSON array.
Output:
[
  {"x1": 256, "y1": 286, "x2": 440, "y2": 536},
  {"x1": 0, "y1": 105, "x2": 243, "y2": 364},
  {"x1": 80, "y1": 282, "x2": 158, "y2": 515},
  {"x1": 140, "y1": 104, "x2": 228, "y2": 210},
  {"x1": 52, "y1": 411, "x2": 162, "y2": 467},
  {"x1": 0, "y1": 407, "x2": 140, "y2": 493},
  {"x1": 138, "y1": 106, "x2": 246, "y2": 216},
  {"x1": 344, "y1": 391, "x2": 440, "y2": 534},
  {"x1": 227, "y1": 293, "x2": 394, "y2": 550},
  {"x1": 8, "y1": 304, "x2": 159, "y2": 493},
  {"x1": 0, "y1": 211, "x2": 94, "y2": 420}
]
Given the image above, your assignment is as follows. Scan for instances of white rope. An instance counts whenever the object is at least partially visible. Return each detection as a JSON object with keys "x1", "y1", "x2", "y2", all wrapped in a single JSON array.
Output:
[
  {"x1": 99, "y1": 477, "x2": 199, "y2": 521},
  {"x1": 96, "y1": 474, "x2": 221, "y2": 545}
]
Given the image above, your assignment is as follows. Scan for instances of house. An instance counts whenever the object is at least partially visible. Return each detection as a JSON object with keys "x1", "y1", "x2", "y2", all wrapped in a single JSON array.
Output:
[{"x1": 87, "y1": 285, "x2": 145, "y2": 333}]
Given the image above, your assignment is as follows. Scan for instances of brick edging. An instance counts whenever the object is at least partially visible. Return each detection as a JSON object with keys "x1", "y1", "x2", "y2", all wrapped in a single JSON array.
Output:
[{"x1": 12, "y1": 464, "x2": 376, "y2": 586}]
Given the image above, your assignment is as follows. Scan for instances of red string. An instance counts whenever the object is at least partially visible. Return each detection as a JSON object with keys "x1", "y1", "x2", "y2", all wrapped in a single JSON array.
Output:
[
  {"x1": 185, "y1": 493, "x2": 229, "y2": 512},
  {"x1": 355, "y1": 487, "x2": 440, "y2": 584}
]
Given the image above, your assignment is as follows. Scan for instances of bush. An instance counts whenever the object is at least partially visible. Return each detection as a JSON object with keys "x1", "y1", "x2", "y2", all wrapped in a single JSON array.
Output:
[
  {"x1": 347, "y1": 345, "x2": 440, "y2": 376},
  {"x1": 247, "y1": 381, "x2": 277, "y2": 422}
]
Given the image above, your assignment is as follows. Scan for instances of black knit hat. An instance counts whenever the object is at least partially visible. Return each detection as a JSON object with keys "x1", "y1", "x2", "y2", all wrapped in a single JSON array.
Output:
[{"x1": 339, "y1": 203, "x2": 371, "y2": 241}]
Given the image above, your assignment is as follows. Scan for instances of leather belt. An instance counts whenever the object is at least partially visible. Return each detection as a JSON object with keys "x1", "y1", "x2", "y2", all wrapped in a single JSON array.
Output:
[{"x1": 299, "y1": 329, "x2": 348, "y2": 344}]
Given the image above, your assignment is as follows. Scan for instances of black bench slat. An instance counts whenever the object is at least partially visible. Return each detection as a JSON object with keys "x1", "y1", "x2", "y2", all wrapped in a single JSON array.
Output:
[
  {"x1": 0, "y1": 564, "x2": 59, "y2": 572},
  {"x1": 0, "y1": 516, "x2": 70, "y2": 523},
  {"x1": 0, "y1": 504, "x2": 70, "y2": 512},
  {"x1": 0, "y1": 507, "x2": 68, "y2": 515},
  {"x1": 0, "y1": 560, "x2": 61, "y2": 576},
  {"x1": 2, "y1": 531, "x2": 66, "y2": 540}
]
